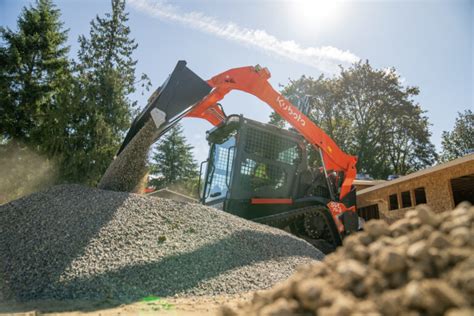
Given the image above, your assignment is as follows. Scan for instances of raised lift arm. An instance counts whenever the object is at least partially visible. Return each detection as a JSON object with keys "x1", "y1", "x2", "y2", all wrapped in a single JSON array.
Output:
[
  {"x1": 118, "y1": 61, "x2": 357, "y2": 205},
  {"x1": 185, "y1": 65, "x2": 357, "y2": 202}
]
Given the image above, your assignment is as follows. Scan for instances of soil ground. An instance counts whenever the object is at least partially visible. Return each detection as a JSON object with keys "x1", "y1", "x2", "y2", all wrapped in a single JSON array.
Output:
[{"x1": 0, "y1": 293, "x2": 250, "y2": 316}]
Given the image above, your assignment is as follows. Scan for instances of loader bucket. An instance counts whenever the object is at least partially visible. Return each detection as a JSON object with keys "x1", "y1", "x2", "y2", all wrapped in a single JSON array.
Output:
[{"x1": 117, "y1": 60, "x2": 212, "y2": 155}]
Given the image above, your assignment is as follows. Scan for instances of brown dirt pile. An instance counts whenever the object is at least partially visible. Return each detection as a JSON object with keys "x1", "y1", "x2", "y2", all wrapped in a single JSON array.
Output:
[
  {"x1": 223, "y1": 203, "x2": 474, "y2": 316},
  {"x1": 98, "y1": 118, "x2": 157, "y2": 193}
]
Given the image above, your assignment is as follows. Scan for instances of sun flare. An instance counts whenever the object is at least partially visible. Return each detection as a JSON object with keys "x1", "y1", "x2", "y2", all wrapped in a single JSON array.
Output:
[{"x1": 290, "y1": 0, "x2": 342, "y2": 28}]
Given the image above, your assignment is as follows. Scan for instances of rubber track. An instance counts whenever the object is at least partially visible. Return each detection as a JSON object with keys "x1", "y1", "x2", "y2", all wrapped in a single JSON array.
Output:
[
  {"x1": 253, "y1": 206, "x2": 317, "y2": 228},
  {"x1": 253, "y1": 206, "x2": 341, "y2": 246}
]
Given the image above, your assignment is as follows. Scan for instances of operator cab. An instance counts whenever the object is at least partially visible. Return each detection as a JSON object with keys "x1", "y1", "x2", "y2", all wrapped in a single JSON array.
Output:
[{"x1": 200, "y1": 115, "x2": 310, "y2": 220}]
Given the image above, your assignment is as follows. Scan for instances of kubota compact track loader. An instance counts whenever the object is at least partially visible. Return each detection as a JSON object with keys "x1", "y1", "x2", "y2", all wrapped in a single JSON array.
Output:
[{"x1": 118, "y1": 61, "x2": 359, "y2": 253}]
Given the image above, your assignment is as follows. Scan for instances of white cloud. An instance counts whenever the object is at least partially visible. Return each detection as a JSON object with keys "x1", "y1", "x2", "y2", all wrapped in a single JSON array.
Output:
[{"x1": 128, "y1": 0, "x2": 360, "y2": 74}]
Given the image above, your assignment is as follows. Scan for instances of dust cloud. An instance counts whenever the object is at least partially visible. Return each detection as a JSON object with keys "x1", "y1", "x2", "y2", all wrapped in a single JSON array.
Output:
[{"x1": 0, "y1": 141, "x2": 58, "y2": 204}]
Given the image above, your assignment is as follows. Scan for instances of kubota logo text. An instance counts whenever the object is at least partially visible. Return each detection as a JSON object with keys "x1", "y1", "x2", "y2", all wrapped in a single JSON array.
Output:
[{"x1": 276, "y1": 96, "x2": 306, "y2": 127}]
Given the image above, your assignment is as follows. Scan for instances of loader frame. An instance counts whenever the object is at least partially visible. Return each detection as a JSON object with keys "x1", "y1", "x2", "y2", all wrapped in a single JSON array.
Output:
[{"x1": 119, "y1": 61, "x2": 358, "y2": 236}]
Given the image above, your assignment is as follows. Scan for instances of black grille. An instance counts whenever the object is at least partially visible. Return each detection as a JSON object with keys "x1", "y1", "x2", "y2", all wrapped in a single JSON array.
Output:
[{"x1": 245, "y1": 127, "x2": 301, "y2": 165}]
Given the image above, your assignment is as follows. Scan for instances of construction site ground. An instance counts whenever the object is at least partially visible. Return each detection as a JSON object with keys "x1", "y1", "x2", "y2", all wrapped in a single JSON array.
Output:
[
  {"x1": 0, "y1": 293, "x2": 250, "y2": 316},
  {"x1": 1, "y1": 184, "x2": 473, "y2": 316}
]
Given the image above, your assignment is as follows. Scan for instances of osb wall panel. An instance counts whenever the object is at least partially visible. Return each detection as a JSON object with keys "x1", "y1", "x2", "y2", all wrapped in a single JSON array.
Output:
[
  {"x1": 357, "y1": 159, "x2": 474, "y2": 223},
  {"x1": 354, "y1": 184, "x2": 373, "y2": 191}
]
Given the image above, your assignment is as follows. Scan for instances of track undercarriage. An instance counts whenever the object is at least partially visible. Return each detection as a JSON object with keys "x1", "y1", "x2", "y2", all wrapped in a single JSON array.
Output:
[{"x1": 253, "y1": 205, "x2": 342, "y2": 254}]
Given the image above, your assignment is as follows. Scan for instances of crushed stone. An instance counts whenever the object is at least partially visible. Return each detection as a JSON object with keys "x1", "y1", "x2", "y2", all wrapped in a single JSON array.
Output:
[
  {"x1": 0, "y1": 184, "x2": 323, "y2": 302},
  {"x1": 98, "y1": 118, "x2": 157, "y2": 193},
  {"x1": 225, "y1": 203, "x2": 474, "y2": 316}
]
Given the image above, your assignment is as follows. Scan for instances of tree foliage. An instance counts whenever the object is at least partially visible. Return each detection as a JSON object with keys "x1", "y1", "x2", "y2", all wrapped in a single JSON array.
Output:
[
  {"x1": 439, "y1": 110, "x2": 473, "y2": 162},
  {"x1": 59, "y1": 0, "x2": 149, "y2": 185},
  {"x1": 149, "y1": 124, "x2": 198, "y2": 194},
  {"x1": 0, "y1": 0, "x2": 71, "y2": 156},
  {"x1": 1, "y1": 0, "x2": 149, "y2": 188},
  {"x1": 270, "y1": 61, "x2": 437, "y2": 178}
]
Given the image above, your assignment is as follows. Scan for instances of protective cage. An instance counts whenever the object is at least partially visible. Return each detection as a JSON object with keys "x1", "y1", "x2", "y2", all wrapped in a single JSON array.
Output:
[{"x1": 201, "y1": 115, "x2": 309, "y2": 220}]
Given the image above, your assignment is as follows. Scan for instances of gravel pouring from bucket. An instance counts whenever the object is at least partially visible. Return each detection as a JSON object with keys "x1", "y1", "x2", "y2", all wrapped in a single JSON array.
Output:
[
  {"x1": 98, "y1": 61, "x2": 212, "y2": 192},
  {"x1": 98, "y1": 118, "x2": 158, "y2": 193}
]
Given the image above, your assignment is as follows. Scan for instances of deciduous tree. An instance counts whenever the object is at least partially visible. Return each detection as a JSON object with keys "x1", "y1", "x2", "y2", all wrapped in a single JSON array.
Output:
[
  {"x1": 270, "y1": 61, "x2": 437, "y2": 178},
  {"x1": 440, "y1": 110, "x2": 473, "y2": 162}
]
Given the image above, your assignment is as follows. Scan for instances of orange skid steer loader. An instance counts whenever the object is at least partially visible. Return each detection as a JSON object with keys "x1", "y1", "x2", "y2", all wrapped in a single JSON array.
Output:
[{"x1": 117, "y1": 61, "x2": 359, "y2": 253}]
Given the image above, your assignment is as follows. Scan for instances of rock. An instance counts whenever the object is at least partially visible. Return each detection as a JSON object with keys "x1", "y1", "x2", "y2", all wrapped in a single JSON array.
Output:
[
  {"x1": 428, "y1": 231, "x2": 452, "y2": 248},
  {"x1": 408, "y1": 217, "x2": 422, "y2": 229},
  {"x1": 390, "y1": 218, "x2": 412, "y2": 237},
  {"x1": 426, "y1": 280, "x2": 468, "y2": 309},
  {"x1": 295, "y1": 279, "x2": 324, "y2": 310},
  {"x1": 343, "y1": 234, "x2": 361, "y2": 248},
  {"x1": 219, "y1": 305, "x2": 239, "y2": 316},
  {"x1": 450, "y1": 227, "x2": 471, "y2": 246},
  {"x1": 376, "y1": 248, "x2": 406, "y2": 274},
  {"x1": 365, "y1": 220, "x2": 390, "y2": 238},
  {"x1": 367, "y1": 240, "x2": 386, "y2": 257},
  {"x1": 445, "y1": 308, "x2": 474, "y2": 316},
  {"x1": 416, "y1": 205, "x2": 441, "y2": 228},
  {"x1": 363, "y1": 270, "x2": 389, "y2": 295},
  {"x1": 259, "y1": 298, "x2": 299, "y2": 316},
  {"x1": 357, "y1": 232, "x2": 373, "y2": 246},
  {"x1": 351, "y1": 244, "x2": 369, "y2": 262},
  {"x1": 318, "y1": 295, "x2": 355, "y2": 316},
  {"x1": 407, "y1": 240, "x2": 428, "y2": 259},
  {"x1": 227, "y1": 205, "x2": 474, "y2": 315},
  {"x1": 379, "y1": 290, "x2": 405, "y2": 316},
  {"x1": 403, "y1": 281, "x2": 435, "y2": 310},
  {"x1": 407, "y1": 267, "x2": 425, "y2": 281},
  {"x1": 336, "y1": 259, "x2": 367, "y2": 281},
  {"x1": 404, "y1": 210, "x2": 419, "y2": 219}
]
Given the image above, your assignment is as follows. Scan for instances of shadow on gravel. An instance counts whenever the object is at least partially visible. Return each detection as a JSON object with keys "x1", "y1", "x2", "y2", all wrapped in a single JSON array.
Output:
[
  {"x1": 0, "y1": 185, "x2": 129, "y2": 303},
  {"x1": 0, "y1": 229, "x2": 319, "y2": 313}
]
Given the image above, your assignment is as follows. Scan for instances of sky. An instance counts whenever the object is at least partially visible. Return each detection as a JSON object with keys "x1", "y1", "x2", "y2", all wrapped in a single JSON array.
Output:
[{"x1": 1, "y1": 0, "x2": 473, "y2": 164}]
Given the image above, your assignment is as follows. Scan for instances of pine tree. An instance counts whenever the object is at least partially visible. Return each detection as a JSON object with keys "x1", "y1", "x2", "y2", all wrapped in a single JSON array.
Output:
[
  {"x1": 150, "y1": 124, "x2": 198, "y2": 192},
  {"x1": 0, "y1": 0, "x2": 71, "y2": 155},
  {"x1": 268, "y1": 111, "x2": 286, "y2": 129},
  {"x1": 439, "y1": 110, "x2": 473, "y2": 162},
  {"x1": 60, "y1": 0, "x2": 149, "y2": 185}
]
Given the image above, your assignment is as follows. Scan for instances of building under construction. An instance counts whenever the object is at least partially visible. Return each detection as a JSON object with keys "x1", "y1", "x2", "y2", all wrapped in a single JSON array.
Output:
[{"x1": 357, "y1": 154, "x2": 474, "y2": 223}]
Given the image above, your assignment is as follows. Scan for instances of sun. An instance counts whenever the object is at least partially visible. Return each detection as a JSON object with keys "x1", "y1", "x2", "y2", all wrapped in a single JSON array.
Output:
[{"x1": 289, "y1": 0, "x2": 342, "y2": 29}]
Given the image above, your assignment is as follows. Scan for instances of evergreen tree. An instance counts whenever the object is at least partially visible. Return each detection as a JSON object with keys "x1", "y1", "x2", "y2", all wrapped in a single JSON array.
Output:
[
  {"x1": 439, "y1": 110, "x2": 473, "y2": 162},
  {"x1": 150, "y1": 124, "x2": 198, "y2": 192},
  {"x1": 268, "y1": 111, "x2": 286, "y2": 129},
  {"x1": 0, "y1": 0, "x2": 71, "y2": 155},
  {"x1": 61, "y1": 0, "x2": 149, "y2": 185}
]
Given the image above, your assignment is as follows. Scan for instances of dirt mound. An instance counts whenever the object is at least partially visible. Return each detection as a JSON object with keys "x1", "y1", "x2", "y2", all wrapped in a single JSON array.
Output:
[
  {"x1": 0, "y1": 184, "x2": 323, "y2": 302},
  {"x1": 225, "y1": 204, "x2": 474, "y2": 316}
]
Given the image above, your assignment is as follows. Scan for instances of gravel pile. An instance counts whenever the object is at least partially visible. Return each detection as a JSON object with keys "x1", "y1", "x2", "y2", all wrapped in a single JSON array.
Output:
[
  {"x1": 225, "y1": 204, "x2": 474, "y2": 316},
  {"x1": 98, "y1": 118, "x2": 158, "y2": 193},
  {"x1": 0, "y1": 184, "x2": 323, "y2": 302}
]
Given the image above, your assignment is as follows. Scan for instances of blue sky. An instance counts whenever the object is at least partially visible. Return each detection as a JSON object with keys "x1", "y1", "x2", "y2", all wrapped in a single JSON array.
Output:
[{"x1": 1, "y1": 0, "x2": 473, "y2": 163}]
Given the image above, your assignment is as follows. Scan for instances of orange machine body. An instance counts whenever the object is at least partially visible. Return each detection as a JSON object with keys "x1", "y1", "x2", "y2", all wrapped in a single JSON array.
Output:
[{"x1": 184, "y1": 66, "x2": 358, "y2": 230}]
